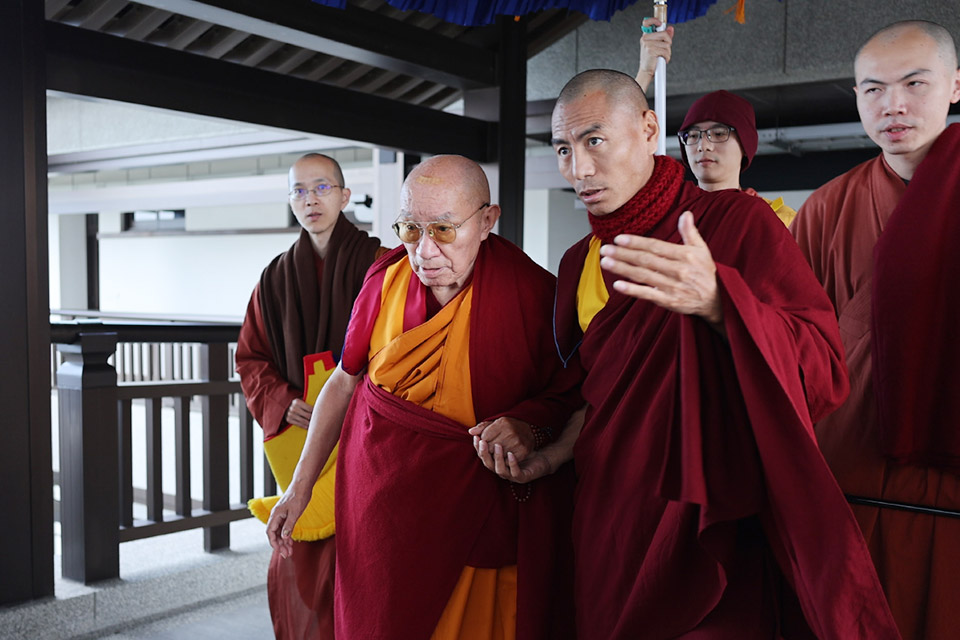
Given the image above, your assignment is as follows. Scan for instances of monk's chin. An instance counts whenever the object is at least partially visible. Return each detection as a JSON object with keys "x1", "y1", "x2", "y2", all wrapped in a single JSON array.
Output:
[{"x1": 587, "y1": 206, "x2": 615, "y2": 216}]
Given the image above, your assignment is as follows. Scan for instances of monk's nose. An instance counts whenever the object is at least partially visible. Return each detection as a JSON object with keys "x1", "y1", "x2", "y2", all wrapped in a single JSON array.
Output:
[
  {"x1": 881, "y1": 86, "x2": 908, "y2": 116},
  {"x1": 571, "y1": 148, "x2": 596, "y2": 180},
  {"x1": 416, "y1": 233, "x2": 442, "y2": 259}
]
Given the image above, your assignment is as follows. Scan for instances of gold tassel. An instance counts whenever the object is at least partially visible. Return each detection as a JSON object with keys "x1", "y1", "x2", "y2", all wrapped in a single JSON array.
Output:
[{"x1": 723, "y1": 0, "x2": 746, "y2": 24}]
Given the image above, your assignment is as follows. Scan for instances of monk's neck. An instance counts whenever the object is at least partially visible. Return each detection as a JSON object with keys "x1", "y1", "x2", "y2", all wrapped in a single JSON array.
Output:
[
  {"x1": 309, "y1": 229, "x2": 334, "y2": 259},
  {"x1": 430, "y1": 284, "x2": 461, "y2": 308},
  {"x1": 698, "y1": 178, "x2": 741, "y2": 192},
  {"x1": 883, "y1": 151, "x2": 926, "y2": 182},
  {"x1": 883, "y1": 132, "x2": 943, "y2": 181},
  {"x1": 429, "y1": 268, "x2": 475, "y2": 307}
]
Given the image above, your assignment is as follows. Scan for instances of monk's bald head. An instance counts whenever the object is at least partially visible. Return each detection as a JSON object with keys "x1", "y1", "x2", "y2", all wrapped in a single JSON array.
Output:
[
  {"x1": 401, "y1": 155, "x2": 491, "y2": 209},
  {"x1": 856, "y1": 21, "x2": 958, "y2": 71},
  {"x1": 556, "y1": 69, "x2": 650, "y2": 119}
]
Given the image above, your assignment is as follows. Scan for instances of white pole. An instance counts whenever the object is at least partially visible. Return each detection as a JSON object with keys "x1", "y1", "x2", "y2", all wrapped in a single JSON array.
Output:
[{"x1": 654, "y1": 0, "x2": 668, "y2": 155}]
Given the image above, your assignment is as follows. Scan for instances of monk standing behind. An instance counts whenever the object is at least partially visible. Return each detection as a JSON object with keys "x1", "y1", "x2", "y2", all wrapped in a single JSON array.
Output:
[
  {"x1": 635, "y1": 18, "x2": 796, "y2": 225},
  {"x1": 791, "y1": 20, "x2": 960, "y2": 640},
  {"x1": 479, "y1": 69, "x2": 901, "y2": 639},
  {"x1": 267, "y1": 155, "x2": 582, "y2": 640},
  {"x1": 235, "y1": 153, "x2": 383, "y2": 639}
]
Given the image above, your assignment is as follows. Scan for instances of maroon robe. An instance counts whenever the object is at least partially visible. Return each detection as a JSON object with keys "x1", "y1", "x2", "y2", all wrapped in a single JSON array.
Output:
[
  {"x1": 335, "y1": 234, "x2": 582, "y2": 639},
  {"x1": 791, "y1": 125, "x2": 960, "y2": 640},
  {"x1": 235, "y1": 214, "x2": 380, "y2": 640},
  {"x1": 556, "y1": 181, "x2": 899, "y2": 639}
]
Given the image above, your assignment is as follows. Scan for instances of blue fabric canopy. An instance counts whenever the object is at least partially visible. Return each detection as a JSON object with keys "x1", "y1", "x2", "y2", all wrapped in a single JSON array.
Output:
[
  {"x1": 667, "y1": 0, "x2": 721, "y2": 23},
  {"x1": 311, "y1": 1, "x2": 756, "y2": 27},
  {"x1": 311, "y1": 0, "x2": 642, "y2": 26}
]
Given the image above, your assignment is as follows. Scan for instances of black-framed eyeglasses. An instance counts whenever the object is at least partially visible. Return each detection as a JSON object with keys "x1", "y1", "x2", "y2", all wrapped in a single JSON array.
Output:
[
  {"x1": 289, "y1": 184, "x2": 343, "y2": 200},
  {"x1": 678, "y1": 125, "x2": 736, "y2": 146},
  {"x1": 392, "y1": 203, "x2": 489, "y2": 245}
]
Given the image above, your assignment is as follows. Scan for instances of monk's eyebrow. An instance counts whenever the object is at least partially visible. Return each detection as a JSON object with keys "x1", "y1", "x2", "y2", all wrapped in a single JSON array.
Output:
[
  {"x1": 859, "y1": 68, "x2": 932, "y2": 87},
  {"x1": 551, "y1": 123, "x2": 604, "y2": 147}
]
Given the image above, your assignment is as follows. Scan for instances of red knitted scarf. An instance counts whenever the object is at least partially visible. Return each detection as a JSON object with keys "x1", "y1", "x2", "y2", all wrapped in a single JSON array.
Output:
[{"x1": 588, "y1": 155, "x2": 685, "y2": 243}]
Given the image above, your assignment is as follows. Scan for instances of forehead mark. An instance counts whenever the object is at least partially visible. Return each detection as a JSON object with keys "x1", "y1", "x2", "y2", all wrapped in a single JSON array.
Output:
[{"x1": 415, "y1": 175, "x2": 443, "y2": 185}]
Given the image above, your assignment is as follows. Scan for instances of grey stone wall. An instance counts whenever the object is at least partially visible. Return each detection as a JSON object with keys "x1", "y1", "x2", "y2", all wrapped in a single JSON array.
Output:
[{"x1": 528, "y1": 0, "x2": 960, "y2": 100}]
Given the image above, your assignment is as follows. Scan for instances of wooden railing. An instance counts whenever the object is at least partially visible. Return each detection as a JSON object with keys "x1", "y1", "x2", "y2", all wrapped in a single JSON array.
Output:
[{"x1": 51, "y1": 320, "x2": 277, "y2": 584}]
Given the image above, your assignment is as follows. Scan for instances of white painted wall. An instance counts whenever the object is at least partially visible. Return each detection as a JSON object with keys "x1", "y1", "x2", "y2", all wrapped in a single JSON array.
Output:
[
  {"x1": 547, "y1": 189, "x2": 591, "y2": 274},
  {"x1": 57, "y1": 215, "x2": 89, "y2": 309},
  {"x1": 98, "y1": 229, "x2": 300, "y2": 319},
  {"x1": 523, "y1": 189, "x2": 551, "y2": 271},
  {"x1": 49, "y1": 215, "x2": 61, "y2": 309}
]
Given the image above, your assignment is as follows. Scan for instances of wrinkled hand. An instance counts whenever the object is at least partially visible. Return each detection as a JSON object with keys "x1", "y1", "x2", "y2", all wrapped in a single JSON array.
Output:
[
  {"x1": 472, "y1": 440, "x2": 554, "y2": 484},
  {"x1": 285, "y1": 398, "x2": 314, "y2": 429},
  {"x1": 265, "y1": 488, "x2": 309, "y2": 559},
  {"x1": 636, "y1": 17, "x2": 675, "y2": 92},
  {"x1": 599, "y1": 211, "x2": 724, "y2": 331},
  {"x1": 468, "y1": 417, "x2": 534, "y2": 463}
]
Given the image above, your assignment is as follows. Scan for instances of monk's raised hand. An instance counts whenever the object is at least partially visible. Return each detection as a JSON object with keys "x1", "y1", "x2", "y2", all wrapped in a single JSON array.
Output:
[
  {"x1": 599, "y1": 211, "x2": 724, "y2": 331},
  {"x1": 637, "y1": 17, "x2": 674, "y2": 87},
  {"x1": 468, "y1": 417, "x2": 535, "y2": 463}
]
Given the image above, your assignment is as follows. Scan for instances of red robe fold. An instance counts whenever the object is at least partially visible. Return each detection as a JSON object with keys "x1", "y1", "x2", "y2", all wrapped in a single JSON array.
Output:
[
  {"x1": 235, "y1": 214, "x2": 381, "y2": 640},
  {"x1": 872, "y1": 123, "x2": 960, "y2": 468},
  {"x1": 792, "y1": 131, "x2": 960, "y2": 640},
  {"x1": 337, "y1": 234, "x2": 582, "y2": 640},
  {"x1": 556, "y1": 181, "x2": 898, "y2": 639}
]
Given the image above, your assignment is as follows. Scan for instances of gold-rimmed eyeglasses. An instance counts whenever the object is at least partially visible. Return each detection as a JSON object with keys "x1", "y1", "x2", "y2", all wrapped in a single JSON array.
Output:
[{"x1": 392, "y1": 203, "x2": 489, "y2": 245}]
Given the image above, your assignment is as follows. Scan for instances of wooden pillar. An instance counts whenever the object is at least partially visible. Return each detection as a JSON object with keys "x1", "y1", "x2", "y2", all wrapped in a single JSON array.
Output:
[
  {"x1": 0, "y1": 0, "x2": 52, "y2": 604},
  {"x1": 56, "y1": 332, "x2": 121, "y2": 584},
  {"x1": 495, "y1": 15, "x2": 528, "y2": 247},
  {"x1": 200, "y1": 343, "x2": 231, "y2": 551}
]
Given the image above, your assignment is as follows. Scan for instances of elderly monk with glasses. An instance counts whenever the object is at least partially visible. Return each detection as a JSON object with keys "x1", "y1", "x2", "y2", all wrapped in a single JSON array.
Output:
[{"x1": 267, "y1": 154, "x2": 583, "y2": 640}]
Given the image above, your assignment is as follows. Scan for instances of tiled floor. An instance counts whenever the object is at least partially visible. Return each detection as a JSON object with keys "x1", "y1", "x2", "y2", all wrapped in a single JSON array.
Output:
[{"x1": 100, "y1": 588, "x2": 273, "y2": 639}]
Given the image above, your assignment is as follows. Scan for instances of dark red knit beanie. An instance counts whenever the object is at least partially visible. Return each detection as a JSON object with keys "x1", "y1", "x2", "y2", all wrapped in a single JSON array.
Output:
[{"x1": 679, "y1": 90, "x2": 758, "y2": 171}]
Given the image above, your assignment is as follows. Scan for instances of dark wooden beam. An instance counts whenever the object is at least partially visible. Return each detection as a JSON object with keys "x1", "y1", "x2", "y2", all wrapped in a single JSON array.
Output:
[
  {"x1": 495, "y1": 16, "x2": 527, "y2": 246},
  {"x1": 0, "y1": 0, "x2": 53, "y2": 605},
  {"x1": 525, "y1": 11, "x2": 588, "y2": 58},
  {"x1": 46, "y1": 22, "x2": 496, "y2": 162},
  {"x1": 137, "y1": 0, "x2": 497, "y2": 88}
]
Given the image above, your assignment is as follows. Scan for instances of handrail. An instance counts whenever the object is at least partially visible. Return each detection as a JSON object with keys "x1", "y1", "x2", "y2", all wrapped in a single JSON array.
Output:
[
  {"x1": 51, "y1": 308, "x2": 243, "y2": 324},
  {"x1": 51, "y1": 320, "x2": 240, "y2": 345}
]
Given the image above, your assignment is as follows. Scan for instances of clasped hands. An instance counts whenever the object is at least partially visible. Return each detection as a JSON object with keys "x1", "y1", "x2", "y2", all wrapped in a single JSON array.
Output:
[{"x1": 469, "y1": 417, "x2": 553, "y2": 484}]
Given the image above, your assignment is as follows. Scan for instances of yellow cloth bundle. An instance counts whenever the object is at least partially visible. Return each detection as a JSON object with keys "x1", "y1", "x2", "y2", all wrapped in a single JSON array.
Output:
[{"x1": 247, "y1": 351, "x2": 338, "y2": 541}]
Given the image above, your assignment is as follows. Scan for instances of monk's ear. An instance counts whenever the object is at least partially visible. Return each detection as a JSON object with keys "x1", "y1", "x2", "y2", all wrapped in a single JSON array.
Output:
[
  {"x1": 479, "y1": 204, "x2": 500, "y2": 240},
  {"x1": 339, "y1": 186, "x2": 352, "y2": 211},
  {"x1": 641, "y1": 109, "x2": 660, "y2": 146},
  {"x1": 950, "y1": 67, "x2": 960, "y2": 104}
]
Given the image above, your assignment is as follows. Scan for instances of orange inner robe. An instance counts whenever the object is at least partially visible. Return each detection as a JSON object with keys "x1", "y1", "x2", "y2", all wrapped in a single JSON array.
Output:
[{"x1": 366, "y1": 258, "x2": 517, "y2": 640}]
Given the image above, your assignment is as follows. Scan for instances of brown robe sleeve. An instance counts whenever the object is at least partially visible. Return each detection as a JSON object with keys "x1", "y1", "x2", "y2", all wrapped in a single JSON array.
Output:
[{"x1": 236, "y1": 283, "x2": 299, "y2": 440}]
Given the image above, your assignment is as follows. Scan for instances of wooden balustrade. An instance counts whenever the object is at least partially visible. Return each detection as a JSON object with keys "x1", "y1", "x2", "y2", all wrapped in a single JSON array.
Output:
[{"x1": 51, "y1": 321, "x2": 277, "y2": 584}]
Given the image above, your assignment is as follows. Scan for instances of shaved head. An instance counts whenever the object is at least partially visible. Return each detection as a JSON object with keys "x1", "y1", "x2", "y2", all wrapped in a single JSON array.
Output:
[
  {"x1": 290, "y1": 152, "x2": 345, "y2": 188},
  {"x1": 857, "y1": 20, "x2": 958, "y2": 70},
  {"x1": 402, "y1": 155, "x2": 491, "y2": 210},
  {"x1": 853, "y1": 20, "x2": 960, "y2": 179},
  {"x1": 396, "y1": 155, "x2": 499, "y2": 306},
  {"x1": 557, "y1": 69, "x2": 650, "y2": 118}
]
